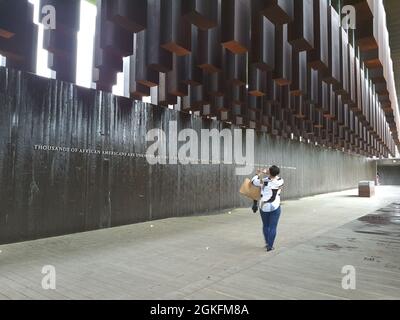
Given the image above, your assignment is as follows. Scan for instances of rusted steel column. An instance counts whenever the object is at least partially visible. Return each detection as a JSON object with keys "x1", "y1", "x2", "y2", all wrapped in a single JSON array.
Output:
[
  {"x1": 93, "y1": 0, "x2": 136, "y2": 91},
  {"x1": 40, "y1": 0, "x2": 80, "y2": 83},
  {"x1": 307, "y1": 0, "x2": 329, "y2": 72},
  {"x1": 0, "y1": 1, "x2": 37, "y2": 73}
]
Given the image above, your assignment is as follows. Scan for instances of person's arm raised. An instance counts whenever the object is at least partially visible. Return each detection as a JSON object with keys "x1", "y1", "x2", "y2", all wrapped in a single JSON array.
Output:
[{"x1": 251, "y1": 169, "x2": 264, "y2": 187}]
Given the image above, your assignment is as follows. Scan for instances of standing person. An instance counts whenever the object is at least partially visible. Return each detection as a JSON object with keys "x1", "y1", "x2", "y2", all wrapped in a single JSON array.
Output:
[{"x1": 251, "y1": 165, "x2": 284, "y2": 252}]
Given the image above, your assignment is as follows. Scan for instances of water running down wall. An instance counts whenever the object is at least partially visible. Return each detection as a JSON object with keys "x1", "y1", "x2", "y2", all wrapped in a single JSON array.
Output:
[{"x1": 0, "y1": 67, "x2": 375, "y2": 244}]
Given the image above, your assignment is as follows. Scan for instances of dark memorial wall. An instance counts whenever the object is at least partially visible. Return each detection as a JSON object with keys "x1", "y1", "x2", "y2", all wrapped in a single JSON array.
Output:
[{"x1": 0, "y1": 67, "x2": 375, "y2": 244}]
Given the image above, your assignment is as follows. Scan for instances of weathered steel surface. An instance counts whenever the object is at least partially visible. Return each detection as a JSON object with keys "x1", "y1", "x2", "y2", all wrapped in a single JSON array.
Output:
[
  {"x1": 0, "y1": 67, "x2": 376, "y2": 244},
  {"x1": 40, "y1": 0, "x2": 81, "y2": 83},
  {"x1": 0, "y1": 1, "x2": 37, "y2": 73}
]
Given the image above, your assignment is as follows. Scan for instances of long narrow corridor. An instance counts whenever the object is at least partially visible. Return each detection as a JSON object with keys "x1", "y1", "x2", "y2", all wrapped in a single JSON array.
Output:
[{"x1": 0, "y1": 186, "x2": 399, "y2": 300}]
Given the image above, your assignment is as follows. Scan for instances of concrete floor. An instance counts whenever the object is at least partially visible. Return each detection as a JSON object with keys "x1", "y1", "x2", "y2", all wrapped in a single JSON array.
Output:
[{"x1": 0, "y1": 186, "x2": 399, "y2": 300}]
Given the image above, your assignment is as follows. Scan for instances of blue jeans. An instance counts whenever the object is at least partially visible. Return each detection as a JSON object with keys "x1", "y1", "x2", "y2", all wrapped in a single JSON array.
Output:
[{"x1": 260, "y1": 206, "x2": 281, "y2": 248}]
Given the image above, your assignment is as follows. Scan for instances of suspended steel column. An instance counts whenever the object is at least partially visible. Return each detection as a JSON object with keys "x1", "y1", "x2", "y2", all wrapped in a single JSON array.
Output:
[
  {"x1": 93, "y1": 0, "x2": 146, "y2": 91},
  {"x1": 0, "y1": 1, "x2": 37, "y2": 73},
  {"x1": 40, "y1": 0, "x2": 80, "y2": 83},
  {"x1": 220, "y1": 0, "x2": 250, "y2": 126}
]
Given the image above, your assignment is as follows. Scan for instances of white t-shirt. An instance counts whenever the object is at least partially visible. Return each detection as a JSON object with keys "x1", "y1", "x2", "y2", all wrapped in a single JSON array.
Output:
[{"x1": 251, "y1": 175, "x2": 284, "y2": 212}]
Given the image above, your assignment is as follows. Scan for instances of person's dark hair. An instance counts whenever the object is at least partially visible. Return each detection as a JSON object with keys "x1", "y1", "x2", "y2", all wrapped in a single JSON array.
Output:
[{"x1": 269, "y1": 165, "x2": 280, "y2": 177}]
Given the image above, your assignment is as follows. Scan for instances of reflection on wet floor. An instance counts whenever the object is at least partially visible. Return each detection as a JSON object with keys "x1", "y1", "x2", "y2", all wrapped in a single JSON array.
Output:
[
  {"x1": 358, "y1": 202, "x2": 400, "y2": 226},
  {"x1": 1, "y1": 188, "x2": 399, "y2": 299}
]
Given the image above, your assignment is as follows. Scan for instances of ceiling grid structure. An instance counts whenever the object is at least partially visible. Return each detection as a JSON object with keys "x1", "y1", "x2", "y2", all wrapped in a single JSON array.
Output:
[{"x1": 0, "y1": 0, "x2": 399, "y2": 158}]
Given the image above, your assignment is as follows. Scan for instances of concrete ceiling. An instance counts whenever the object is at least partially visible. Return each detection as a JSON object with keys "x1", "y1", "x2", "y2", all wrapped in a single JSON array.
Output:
[{"x1": 384, "y1": 0, "x2": 400, "y2": 114}]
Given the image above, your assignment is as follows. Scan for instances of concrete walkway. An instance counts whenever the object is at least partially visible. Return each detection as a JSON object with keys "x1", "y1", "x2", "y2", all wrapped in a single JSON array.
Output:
[{"x1": 0, "y1": 186, "x2": 399, "y2": 300}]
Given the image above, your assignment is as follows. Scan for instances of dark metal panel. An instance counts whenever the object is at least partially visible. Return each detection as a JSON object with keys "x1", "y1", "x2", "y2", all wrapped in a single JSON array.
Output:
[
  {"x1": 106, "y1": 0, "x2": 147, "y2": 33},
  {"x1": 307, "y1": 0, "x2": 329, "y2": 71},
  {"x1": 273, "y1": 24, "x2": 292, "y2": 86},
  {"x1": 323, "y1": 6, "x2": 341, "y2": 85},
  {"x1": 261, "y1": 0, "x2": 294, "y2": 25},
  {"x1": 250, "y1": 1, "x2": 275, "y2": 71},
  {"x1": 182, "y1": 0, "x2": 219, "y2": 30},
  {"x1": 220, "y1": 0, "x2": 250, "y2": 54},
  {"x1": 0, "y1": 1, "x2": 37, "y2": 73},
  {"x1": 146, "y1": 0, "x2": 172, "y2": 73},
  {"x1": 160, "y1": 0, "x2": 191, "y2": 56},
  {"x1": 93, "y1": 0, "x2": 133, "y2": 91},
  {"x1": 130, "y1": 30, "x2": 158, "y2": 97},
  {"x1": 288, "y1": 0, "x2": 314, "y2": 52},
  {"x1": 337, "y1": 28, "x2": 350, "y2": 98},
  {"x1": 290, "y1": 51, "x2": 307, "y2": 96},
  {"x1": 41, "y1": 0, "x2": 80, "y2": 83}
]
